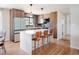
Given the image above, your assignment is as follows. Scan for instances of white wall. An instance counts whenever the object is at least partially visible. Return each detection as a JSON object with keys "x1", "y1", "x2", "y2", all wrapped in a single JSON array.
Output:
[
  {"x1": 57, "y1": 8, "x2": 70, "y2": 40},
  {"x1": 0, "y1": 8, "x2": 10, "y2": 41},
  {"x1": 57, "y1": 10, "x2": 67, "y2": 39},
  {"x1": 57, "y1": 10, "x2": 63, "y2": 39},
  {"x1": 0, "y1": 11, "x2": 2, "y2": 31},
  {"x1": 66, "y1": 15, "x2": 70, "y2": 35},
  {"x1": 70, "y1": 7, "x2": 79, "y2": 49}
]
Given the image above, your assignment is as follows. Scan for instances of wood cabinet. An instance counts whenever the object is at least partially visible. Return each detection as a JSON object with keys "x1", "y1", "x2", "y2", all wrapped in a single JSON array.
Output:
[
  {"x1": 10, "y1": 8, "x2": 25, "y2": 42},
  {"x1": 50, "y1": 12, "x2": 57, "y2": 38},
  {"x1": 12, "y1": 9, "x2": 24, "y2": 17},
  {"x1": 34, "y1": 15, "x2": 39, "y2": 27}
]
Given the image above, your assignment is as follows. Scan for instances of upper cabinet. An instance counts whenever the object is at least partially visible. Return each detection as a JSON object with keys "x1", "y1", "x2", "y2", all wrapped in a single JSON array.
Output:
[
  {"x1": 11, "y1": 8, "x2": 25, "y2": 17},
  {"x1": 50, "y1": 12, "x2": 57, "y2": 23}
]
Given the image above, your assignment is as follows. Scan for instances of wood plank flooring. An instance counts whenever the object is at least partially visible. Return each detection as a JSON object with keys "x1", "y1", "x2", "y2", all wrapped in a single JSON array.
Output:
[
  {"x1": 32, "y1": 39, "x2": 79, "y2": 55},
  {"x1": 0, "y1": 41, "x2": 27, "y2": 55},
  {"x1": 0, "y1": 39, "x2": 79, "y2": 55}
]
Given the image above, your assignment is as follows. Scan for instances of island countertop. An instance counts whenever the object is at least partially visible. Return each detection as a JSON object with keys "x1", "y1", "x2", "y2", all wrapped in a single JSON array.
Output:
[{"x1": 20, "y1": 29, "x2": 48, "y2": 34}]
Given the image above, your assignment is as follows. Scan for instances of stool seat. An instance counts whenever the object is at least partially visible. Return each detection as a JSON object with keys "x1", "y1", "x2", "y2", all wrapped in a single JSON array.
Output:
[
  {"x1": 32, "y1": 38, "x2": 40, "y2": 41},
  {"x1": 32, "y1": 38, "x2": 36, "y2": 41},
  {"x1": 48, "y1": 33, "x2": 52, "y2": 36}
]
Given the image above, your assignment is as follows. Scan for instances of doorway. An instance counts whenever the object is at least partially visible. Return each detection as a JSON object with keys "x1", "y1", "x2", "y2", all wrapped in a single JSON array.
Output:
[{"x1": 60, "y1": 12, "x2": 71, "y2": 47}]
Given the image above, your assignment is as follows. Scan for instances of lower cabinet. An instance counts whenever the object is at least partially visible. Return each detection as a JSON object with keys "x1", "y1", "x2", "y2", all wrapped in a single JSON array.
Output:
[{"x1": 14, "y1": 33, "x2": 20, "y2": 42}]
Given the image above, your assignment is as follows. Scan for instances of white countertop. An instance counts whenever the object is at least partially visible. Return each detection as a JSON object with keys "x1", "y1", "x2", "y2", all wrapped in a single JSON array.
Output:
[{"x1": 20, "y1": 29, "x2": 48, "y2": 34}]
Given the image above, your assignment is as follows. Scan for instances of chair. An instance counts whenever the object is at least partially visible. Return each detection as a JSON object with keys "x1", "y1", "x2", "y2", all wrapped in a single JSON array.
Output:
[
  {"x1": 48, "y1": 29, "x2": 53, "y2": 43},
  {"x1": 0, "y1": 31, "x2": 6, "y2": 54},
  {"x1": 32, "y1": 31, "x2": 42, "y2": 50},
  {"x1": 42, "y1": 30, "x2": 48, "y2": 46}
]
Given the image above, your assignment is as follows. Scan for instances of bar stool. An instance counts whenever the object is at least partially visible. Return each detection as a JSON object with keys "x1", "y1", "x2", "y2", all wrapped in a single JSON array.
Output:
[
  {"x1": 48, "y1": 29, "x2": 53, "y2": 43},
  {"x1": 42, "y1": 30, "x2": 48, "y2": 47},
  {"x1": 32, "y1": 31, "x2": 42, "y2": 51}
]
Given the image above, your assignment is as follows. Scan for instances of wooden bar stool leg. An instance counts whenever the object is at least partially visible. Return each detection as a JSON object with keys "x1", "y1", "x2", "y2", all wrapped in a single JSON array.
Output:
[
  {"x1": 49, "y1": 36, "x2": 50, "y2": 45},
  {"x1": 48, "y1": 37, "x2": 50, "y2": 47},
  {"x1": 46, "y1": 37, "x2": 49, "y2": 48},
  {"x1": 37, "y1": 41, "x2": 39, "y2": 49},
  {"x1": 42, "y1": 37, "x2": 44, "y2": 47},
  {"x1": 44, "y1": 38, "x2": 46, "y2": 48},
  {"x1": 3, "y1": 45, "x2": 6, "y2": 54},
  {"x1": 49, "y1": 36, "x2": 51, "y2": 47},
  {"x1": 49, "y1": 36, "x2": 52, "y2": 45},
  {"x1": 47, "y1": 37, "x2": 49, "y2": 44},
  {"x1": 34, "y1": 41, "x2": 36, "y2": 54}
]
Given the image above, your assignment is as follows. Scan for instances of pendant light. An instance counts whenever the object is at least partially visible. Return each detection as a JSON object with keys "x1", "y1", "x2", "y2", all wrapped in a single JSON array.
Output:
[
  {"x1": 40, "y1": 8, "x2": 44, "y2": 24},
  {"x1": 30, "y1": 4, "x2": 32, "y2": 13},
  {"x1": 29, "y1": 4, "x2": 33, "y2": 17},
  {"x1": 41, "y1": 8, "x2": 44, "y2": 18}
]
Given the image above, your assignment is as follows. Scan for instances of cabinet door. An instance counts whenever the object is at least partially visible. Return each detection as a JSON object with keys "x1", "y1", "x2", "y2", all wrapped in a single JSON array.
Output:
[
  {"x1": 20, "y1": 18, "x2": 27, "y2": 30},
  {"x1": 25, "y1": 18, "x2": 30, "y2": 25},
  {"x1": 30, "y1": 18, "x2": 34, "y2": 25},
  {"x1": 14, "y1": 17, "x2": 21, "y2": 30},
  {"x1": 14, "y1": 34, "x2": 20, "y2": 42}
]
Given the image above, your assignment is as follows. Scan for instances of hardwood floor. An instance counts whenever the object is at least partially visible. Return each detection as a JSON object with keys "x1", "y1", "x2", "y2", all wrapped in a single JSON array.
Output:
[
  {"x1": 0, "y1": 38, "x2": 79, "y2": 55},
  {"x1": 0, "y1": 41, "x2": 27, "y2": 55},
  {"x1": 32, "y1": 39, "x2": 79, "y2": 55}
]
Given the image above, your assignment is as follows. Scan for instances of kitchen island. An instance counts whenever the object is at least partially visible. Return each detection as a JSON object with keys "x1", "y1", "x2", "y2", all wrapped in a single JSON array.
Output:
[{"x1": 20, "y1": 29, "x2": 53, "y2": 55}]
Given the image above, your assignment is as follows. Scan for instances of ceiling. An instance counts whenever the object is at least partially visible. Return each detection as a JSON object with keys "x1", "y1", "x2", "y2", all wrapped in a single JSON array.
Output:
[{"x1": 0, "y1": 4, "x2": 78, "y2": 15}]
